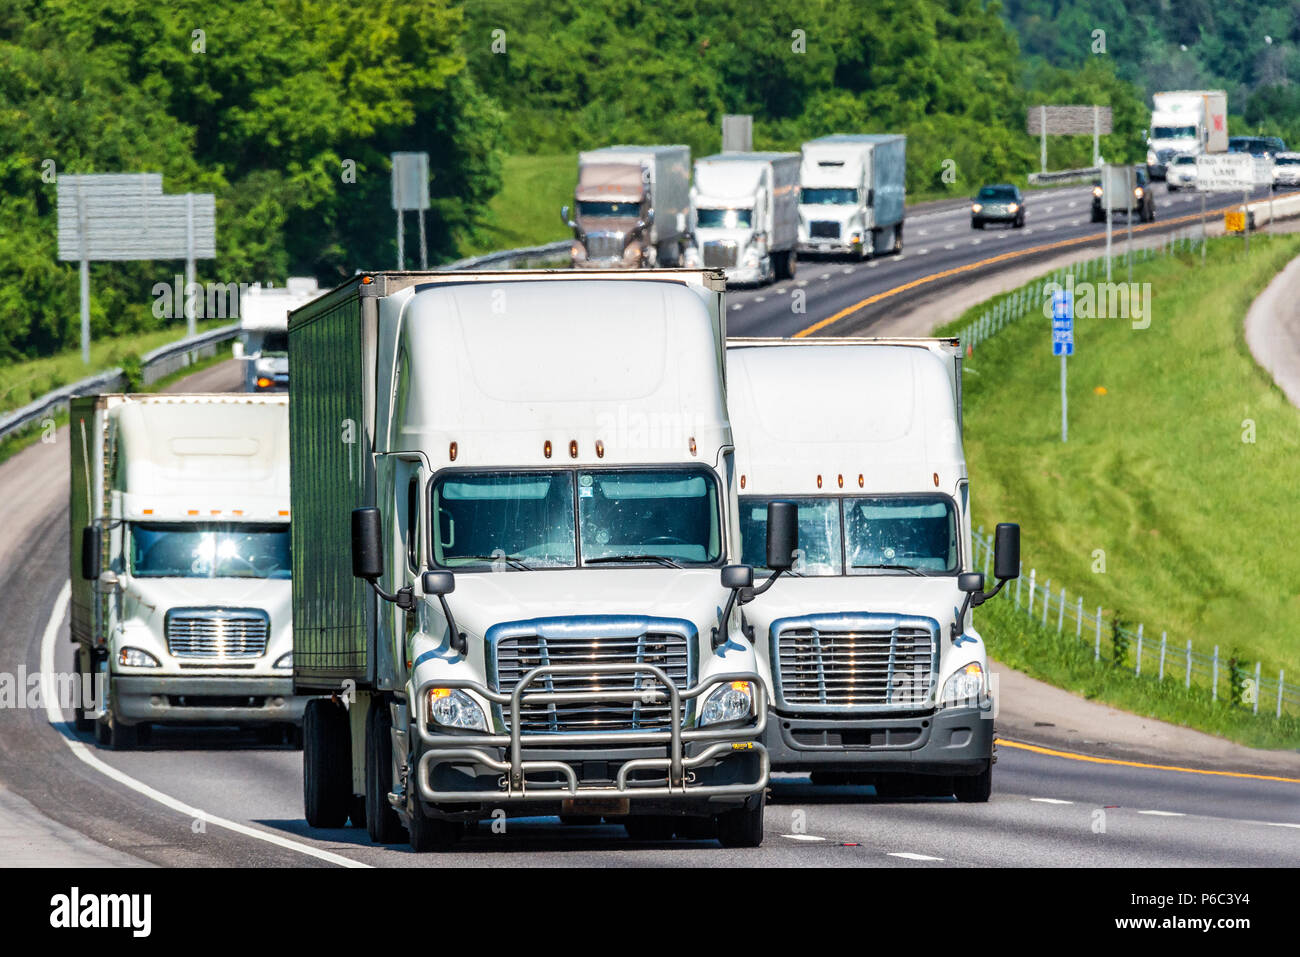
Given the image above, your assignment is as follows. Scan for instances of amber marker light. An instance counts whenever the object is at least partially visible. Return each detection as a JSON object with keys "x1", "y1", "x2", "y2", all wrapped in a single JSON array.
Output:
[
  {"x1": 569, "y1": 440, "x2": 578, "y2": 459},
  {"x1": 933, "y1": 472, "x2": 940, "y2": 487},
  {"x1": 689, "y1": 437, "x2": 697, "y2": 456},
  {"x1": 740, "y1": 474, "x2": 746, "y2": 489},
  {"x1": 858, "y1": 474, "x2": 864, "y2": 488},
  {"x1": 837, "y1": 474, "x2": 844, "y2": 488},
  {"x1": 816, "y1": 474, "x2": 823, "y2": 489},
  {"x1": 595, "y1": 440, "x2": 605, "y2": 458},
  {"x1": 544, "y1": 440, "x2": 552, "y2": 459}
]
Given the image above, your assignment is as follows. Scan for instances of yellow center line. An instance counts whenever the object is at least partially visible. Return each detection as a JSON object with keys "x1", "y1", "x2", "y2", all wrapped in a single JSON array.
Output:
[
  {"x1": 794, "y1": 198, "x2": 1266, "y2": 338},
  {"x1": 995, "y1": 737, "x2": 1300, "y2": 784}
]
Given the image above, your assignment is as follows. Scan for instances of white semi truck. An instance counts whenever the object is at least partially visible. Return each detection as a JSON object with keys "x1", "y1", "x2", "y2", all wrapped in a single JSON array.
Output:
[
  {"x1": 234, "y1": 277, "x2": 321, "y2": 393},
  {"x1": 798, "y1": 134, "x2": 907, "y2": 259},
  {"x1": 289, "y1": 269, "x2": 799, "y2": 851},
  {"x1": 562, "y1": 145, "x2": 692, "y2": 268},
  {"x1": 1146, "y1": 90, "x2": 1228, "y2": 179},
  {"x1": 70, "y1": 393, "x2": 302, "y2": 748},
  {"x1": 690, "y1": 152, "x2": 800, "y2": 286},
  {"x1": 726, "y1": 338, "x2": 1020, "y2": 800}
]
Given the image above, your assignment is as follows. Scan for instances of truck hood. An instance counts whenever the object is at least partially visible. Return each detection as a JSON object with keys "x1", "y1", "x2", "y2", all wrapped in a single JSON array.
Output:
[{"x1": 799, "y1": 204, "x2": 857, "y2": 224}]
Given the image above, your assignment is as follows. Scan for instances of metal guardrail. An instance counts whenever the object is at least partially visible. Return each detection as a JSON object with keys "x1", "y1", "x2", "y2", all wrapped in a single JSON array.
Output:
[
  {"x1": 1028, "y1": 166, "x2": 1100, "y2": 185},
  {"x1": 443, "y1": 238, "x2": 572, "y2": 271},
  {"x1": 0, "y1": 323, "x2": 239, "y2": 444}
]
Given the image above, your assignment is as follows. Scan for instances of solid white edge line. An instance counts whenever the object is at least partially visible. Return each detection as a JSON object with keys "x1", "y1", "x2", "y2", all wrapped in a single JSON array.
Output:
[
  {"x1": 781, "y1": 833, "x2": 826, "y2": 842},
  {"x1": 40, "y1": 581, "x2": 369, "y2": 869},
  {"x1": 1137, "y1": 810, "x2": 1186, "y2": 817}
]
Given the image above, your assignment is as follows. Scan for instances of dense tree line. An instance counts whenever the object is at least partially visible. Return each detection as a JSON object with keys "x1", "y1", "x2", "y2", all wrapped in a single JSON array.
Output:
[{"x1": 1, "y1": 0, "x2": 1149, "y2": 365}]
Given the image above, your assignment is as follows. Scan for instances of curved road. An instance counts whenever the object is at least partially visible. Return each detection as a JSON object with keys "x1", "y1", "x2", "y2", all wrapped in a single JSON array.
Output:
[{"x1": 1, "y1": 185, "x2": 1298, "y2": 866}]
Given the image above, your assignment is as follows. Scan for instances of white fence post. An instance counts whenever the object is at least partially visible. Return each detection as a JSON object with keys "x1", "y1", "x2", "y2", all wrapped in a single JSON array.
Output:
[
  {"x1": 1135, "y1": 623, "x2": 1144, "y2": 675},
  {"x1": 1027, "y1": 569, "x2": 1036, "y2": 616},
  {"x1": 1185, "y1": 639, "x2": 1192, "y2": 689},
  {"x1": 1212, "y1": 645, "x2": 1219, "y2": 702},
  {"x1": 1158, "y1": 631, "x2": 1167, "y2": 681},
  {"x1": 1076, "y1": 596, "x2": 1083, "y2": 638},
  {"x1": 1057, "y1": 586, "x2": 1066, "y2": 632},
  {"x1": 1094, "y1": 607, "x2": 1102, "y2": 661},
  {"x1": 1253, "y1": 661, "x2": 1261, "y2": 715},
  {"x1": 1279, "y1": 669, "x2": 1286, "y2": 719},
  {"x1": 1042, "y1": 579, "x2": 1051, "y2": 627}
]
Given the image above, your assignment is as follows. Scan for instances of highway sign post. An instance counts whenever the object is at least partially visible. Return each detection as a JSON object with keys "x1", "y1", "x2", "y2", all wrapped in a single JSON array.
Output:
[
  {"x1": 391, "y1": 152, "x2": 431, "y2": 269},
  {"x1": 56, "y1": 173, "x2": 215, "y2": 362},
  {"x1": 1027, "y1": 105, "x2": 1113, "y2": 171},
  {"x1": 1100, "y1": 165, "x2": 1133, "y2": 282},
  {"x1": 1197, "y1": 152, "x2": 1259, "y2": 255},
  {"x1": 1052, "y1": 288, "x2": 1074, "y2": 443}
]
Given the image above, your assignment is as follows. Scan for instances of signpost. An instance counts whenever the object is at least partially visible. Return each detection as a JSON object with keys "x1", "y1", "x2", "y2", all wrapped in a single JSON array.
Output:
[
  {"x1": 1027, "y1": 105, "x2": 1114, "y2": 171},
  {"x1": 1100, "y1": 165, "x2": 1134, "y2": 281},
  {"x1": 1196, "y1": 152, "x2": 1261, "y2": 255},
  {"x1": 1052, "y1": 288, "x2": 1074, "y2": 443},
  {"x1": 56, "y1": 173, "x2": 216, "y2": 362},
  {"x1": 391, "y1": 152, "x2": 431, "y2": 270}
]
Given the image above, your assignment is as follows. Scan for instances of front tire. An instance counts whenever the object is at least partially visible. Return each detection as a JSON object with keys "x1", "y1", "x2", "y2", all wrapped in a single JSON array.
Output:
[
  {"x1": 406, "y1": 797, "x2": 462, "y2": 852},
  {"x1": 954, "y1": 761, "x2": 993, "y2": 803},
  {"x1": 716, "y1": 793, "x2": 765, "y2": 848},
  {"x1": 303, "y1": 697, "x2": 352, "y2": 828},
  {"x1": 365, "y1": 699, "x2": 404, "y2": 844}
]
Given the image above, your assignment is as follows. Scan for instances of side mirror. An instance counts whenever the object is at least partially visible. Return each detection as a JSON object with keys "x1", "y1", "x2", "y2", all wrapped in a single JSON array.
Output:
[
  {"x1": 81, "y1": 525, "x2": 102, "y2": 581},
  {"x1": 958, "y1": 572, "x2": 984, "y2": 594},
  {"x1": 765, "y1": 501, "x2": 799, "y2": 572},
  {"x1": 644, "y1": 208, "x2": 655, "y2": 226},
  {"x1": 994, "y1": 523, "x2": 1021, "y2": 580},
  {"x1": 421, "y1": 570, "x2": 455, "y2": 596},
  {"x1": 351, "y1": 507, "x2": 384, "y2": 581},
  {"x1": 721, "y1": 564, "x2": 753, "y2": 590},
  {"x1": 232, "y1": 341, "x2": 245, "y2": 359},
  {"x1": 560, "y1": 204, "x2": 573, "y2": 228}
]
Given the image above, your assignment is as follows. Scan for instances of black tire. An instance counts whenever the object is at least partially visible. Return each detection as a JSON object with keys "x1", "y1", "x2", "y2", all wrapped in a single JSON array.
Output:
[
  {"x1": 1168, "y1": 184, "x2": 1178, "y2": 193},
  {"x1": 108, "y1": 717, "x2": 137, "y2": 750},
  {"x1": 954, "y1": 761, "x2": 993, "y2": 803},
  {"x1": 786, "y1": 249, "x2": 797, "y2": 279},
  {"x1": 872, "y1": 774, "x2": 914, "y2": 798},
  {"x1": 406, "y1": 798, "x2": 462, "y2": 852},
  {"x1": 716, "y1": 794, "x2": 764, "y2": 848},
  {"x1": 624, "y1": 815, "x2": 676, "y2": 841},
  {"x1": 134, "y1": 722, "x2": 152, "y2": 746},
  {"x1": 892, "y1": 222, "x2": 903, "y2": 253},
  {"x1": 972, "y1": 219, "x2": 984, "y2": 230},
  {"x1": 348, "y1": 794, "x2": 367, "y2": 829},
  {"x1": 675, "y1": 816, "x2": 717, "y2": 840},
  {"x1": 1091, "y1": 209, "x2": 1104, "y2": 224},
  {"x1": 1015, "y1": 215, "x2": 1025, "y2": 228},
  {"x1": 303, "y1": 697, "x2": 352, "y2": 828},
  {"x1": 365, "y1": 700, "x2": 404, "y2": 844},
  {"x1": 73, "y1": 651, "x2": 93, "y2": 733}
]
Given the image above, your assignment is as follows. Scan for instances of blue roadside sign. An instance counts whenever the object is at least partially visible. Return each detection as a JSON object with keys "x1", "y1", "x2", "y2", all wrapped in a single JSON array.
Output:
[{"x1": 1052, "y1": 289, "x2": 1074, "y2": 356}]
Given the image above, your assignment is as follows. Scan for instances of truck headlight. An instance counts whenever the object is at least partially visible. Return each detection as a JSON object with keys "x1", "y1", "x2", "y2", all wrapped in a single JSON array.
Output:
[
  {"x1": 118, "y1": 647, "x2": 160, "y2": 668},
  {"x1": 971, "y1": 204, "x2": 982, "y2": 214},
  {"x1": 427, "y1": 688, "x2": 487, "y2": 731},
  {"x1": 274, "y1": 651, "x2": 293, "y2": 670},
  {"x1": 1092, "y1": 186, "x2": 1103, "y2": 198},
  {"x1": 700, "y1": 680, "x2": 753, "y2": 726},
  {"x1": 941, "y1": 663, "x2": 984, "y2": 706},
  {"x1": 623, "y1": 242, "x2": 643, "y2": 264},
  {"x1": 570, "y1": 241, "x2": 587, "y2": 262},
  {"x1": 1147, "y1": 150, "x2": 1156, "y2": 165}
]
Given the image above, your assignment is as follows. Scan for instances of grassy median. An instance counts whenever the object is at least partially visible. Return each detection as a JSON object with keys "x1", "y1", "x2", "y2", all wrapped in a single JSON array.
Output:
[{"x1": 942, "y1": 233, "x2": 1300, "y2": 745}]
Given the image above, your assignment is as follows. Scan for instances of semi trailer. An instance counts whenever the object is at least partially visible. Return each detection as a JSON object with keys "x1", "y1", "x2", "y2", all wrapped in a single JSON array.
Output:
[
  {"x1": 690, "y1": 152, "x2": 800, "y2": 285},
  {"x1": 288, "y1": 269, "x2": 798, "y2": 850},
  {"x1": 70, "y1": 393, "x2": 302, "y2": 748},
  {"x1": 726, "y1": 338, "x2": 1020, "y2": 800},
  {"x1": 798, "y1": 134, "x2": 906, "y2": 259},
  {"x1": 1146, "y1": 90, "x2": 1227, "y2": 179}
]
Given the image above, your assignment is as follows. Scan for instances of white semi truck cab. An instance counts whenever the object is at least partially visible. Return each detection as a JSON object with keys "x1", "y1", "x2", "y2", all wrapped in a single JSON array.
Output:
[
  {"x1": 726, "y1": 339, "x2": 1020, "y2": 801},
  {"x1": 70, "y1": 394, "x2": 302, "y2": 748},
  {"x1": 798, "y1": 134, "x2": 907, "y2": 259},
  {"x1": 1146, "y1": 90, "x2": 1227, "y2": 179},
  {"x1": 690, "y1": 152, "x2": 800, "y2": 286},
  {"x1": 234, "y1": 277, "x2": 321, "y2": 392},
  {"x1": 289, "y1": 269, "x2": 799, "y2": 851}
]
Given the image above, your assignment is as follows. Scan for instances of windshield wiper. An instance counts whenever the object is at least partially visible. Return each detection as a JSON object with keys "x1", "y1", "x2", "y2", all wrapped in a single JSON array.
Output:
[
  {"x1": 453, "y1": 553, "x2": 531, "y2": 570},
  {"x1": 851, "y1": 563, "x2": 929, "y2": 577},
  {"x1": 585, "y1": 554, "x2": 682, "y2": 568}
]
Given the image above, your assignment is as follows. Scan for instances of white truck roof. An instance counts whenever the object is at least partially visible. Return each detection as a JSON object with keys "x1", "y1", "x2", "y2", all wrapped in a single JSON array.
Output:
[
  {"x1": 693, "y1": 152, "x2": 799, "y2": 201},
  {"x1": 109, "y1": 394, "x2": 290, "y2": 521},
  {"x1": 800, "y1": 136, "x2": 900, "y2": 189},
  {"x1": 387, "y1": 277, "x2": 728, "y2": 466},
  {"x1": 726, "y1": 339, "x2": 965, "y2": 496},
  {"x1": 240, "y1": 279, "x2": 322, "y2": 333}
]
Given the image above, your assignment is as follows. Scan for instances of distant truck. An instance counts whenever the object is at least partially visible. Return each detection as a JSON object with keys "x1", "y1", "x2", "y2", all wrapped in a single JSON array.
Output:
[
  {"x1": 690, "y1": 152, "x2": 800, "y2": 285},
  {"x1": 562, "y1": 146, "x2": 692, "y2": 268},
  {"x1": 71, "y1": 394, "x2": 302, "y2": 749},
  {"x1": 798, "y1": 134, "x2": 906, "y2": 259},
  {"x1": 289, "y1": 269, "x2": 797, "y2": 851},
  {"x1": 233, "y1": 277, "x2": 321, "y2": 393},
  {"x1": 726, "y1": 338, "x2": 1021, "y2": 801},
  {"x1": 1146, "y1": 90, "x2": 1227, "y2": 179}
]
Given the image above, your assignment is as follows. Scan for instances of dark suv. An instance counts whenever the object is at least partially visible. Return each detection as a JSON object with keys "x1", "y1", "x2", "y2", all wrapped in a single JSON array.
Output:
[
  {"x1": 1091, "y1": 168, "x2": 1155, "y2": 223},
  {"x1": 971, "y1": 184, "x2": 1025, "y2": 229}
]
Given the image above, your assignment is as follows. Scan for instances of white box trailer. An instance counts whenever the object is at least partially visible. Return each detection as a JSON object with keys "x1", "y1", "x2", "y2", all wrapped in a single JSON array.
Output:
[
  {"x1": 725, "y1": 338, "x2": 1021, "y2": 800},
  {"x1": 799, "y1": 134, "x2": 907, "y2": 259},
  {"x1": 235, "y1": 277, "x2": 321, "y2": 392},
  {"x1": 70, "y1": 393, "x2": 302, "y2": 748},
  {"x1": 563, "y1": 145, "x2": 692, "y2": 268},
  {"x1": 288, "y1": 269, "x2": 801, "y2": 851},
  {"x1": 690, "y1": 152, "x2": 800, "y2": 286},
  {"x1": 1147, "y1": 90, "x2": 1228, "y2": 178}
]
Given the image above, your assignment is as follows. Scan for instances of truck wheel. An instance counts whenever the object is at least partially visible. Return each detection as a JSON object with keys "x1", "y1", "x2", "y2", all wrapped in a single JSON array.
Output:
[
  {"x1": 810, "y1": 770, "x2": 851, "y2": 786},
  {"x1": 348, "y1": 795, "x2": 367, "y2": 829},
  {"x1": 624, "y1": 815, "x2": 676, "y2": 841},
  {"x1": 74, "y1": 650, "x2": 93, "y2": 733},
  {"x1": 953, "y1": 761, "x2": 993, "y2": 803},
  {"x1": 716, "y1": 793, "x2": 764, "y2": 848},
  {"x1": 787, "y1": 249, "x2": 798, "y2": 279},
  {"x1": 365, "y1": 700, "x2": 405, "y2": 844},
  {"x1": 406, "y1": 798, "x2": 462, "y2": 852},
  {"x1": 303, "y1": 697, "x2": 352, "y2": 828},
  {"x1": 892, "y1": 222, "x2": 903, "y2": 253},
  {"x1": 106, "y1": 715, "x2": 138, "y2": 750}
]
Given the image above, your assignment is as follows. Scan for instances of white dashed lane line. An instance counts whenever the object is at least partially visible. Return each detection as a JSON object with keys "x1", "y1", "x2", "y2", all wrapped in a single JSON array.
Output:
[
  {"x1": 889, "y1": 852, "x2": 944, "y2": 862},
  {"x1": 1030, "y1": 798, "x2": 1074, "y2": 805},
  {"x1": 782, "y1": 834, "x2": 827, "y2": 842},
  {"x1": 731, "y1": 303, "x2": 742, "y2": 310},
  {"x1": 1138, "y1": 810, "x2": 1185, "y2": 817}
]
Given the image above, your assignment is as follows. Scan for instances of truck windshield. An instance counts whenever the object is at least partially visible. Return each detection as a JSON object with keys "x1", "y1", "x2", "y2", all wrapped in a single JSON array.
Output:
[
  {"x1": 577, "y1": 201, "x2": 640, "y2": 218},
  {"x1": 696, "y1": 207, "x2": 753, "y2": 228},
  {"x1": 130, "y1": 523, "x2": 291, "y2": 579},
  {"x1": 741, "y1": 495, "x2": 958, "y2": 575},
  {"x1": 431, "y1": 468, "x2": 722, "y2": 569},
  {"x1": 800, "y1": 188, "x2": 858, "y2": 205},
  {"x1": 1152, "y1": 126, "x2": 1196, "y2": 139},
  {"x1": 262, "y1": 331, "x2": 288, "y2": 356}
]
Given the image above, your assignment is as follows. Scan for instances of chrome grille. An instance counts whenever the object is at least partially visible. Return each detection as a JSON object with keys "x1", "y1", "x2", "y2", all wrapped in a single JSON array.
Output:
[
  {"x1": 702, "y1": 241, "x2": 737, "y2": 268},
  {"x1": 494, "y1": 632, "x2": 689, "y2": 732},
  {"x1": 585, "y1": 233, "x2": 625, "y2": 260},
  {"x1": 166, "y1": 610, "x2": 269, "y2": 659},
  {"x1": 809, "y1": 220, "x2": 840, "y2": 239},
  {"x1": 777, "y1": 625, "x2": 934, "y2": 708}
]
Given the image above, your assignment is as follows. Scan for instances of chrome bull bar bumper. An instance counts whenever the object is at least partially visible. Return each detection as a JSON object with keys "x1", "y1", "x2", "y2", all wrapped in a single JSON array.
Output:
[{"x1": 414, "y1": 663, "x2": 768, "y2": 802}]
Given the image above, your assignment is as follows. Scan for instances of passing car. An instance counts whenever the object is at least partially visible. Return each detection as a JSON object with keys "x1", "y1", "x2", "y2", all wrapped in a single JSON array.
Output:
[
  {"x1": 971, "y1": 184, "x2": 1024, "y2": 229},
  {"x1": 1274, "y1": 152, "x2": 1300, "y2": 190},
  {"x1": 1091, "y1": 168, "x2": 1155, "y2": 223},
  {"x1": 1166, "y1": 153, "x2": 1197, "y2": 191}
]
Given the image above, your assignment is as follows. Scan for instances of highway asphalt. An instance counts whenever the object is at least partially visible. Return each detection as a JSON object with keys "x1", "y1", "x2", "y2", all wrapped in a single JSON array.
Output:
[{"x1": 1, "y1": 192, "x2": 1298, "y2": 867}]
